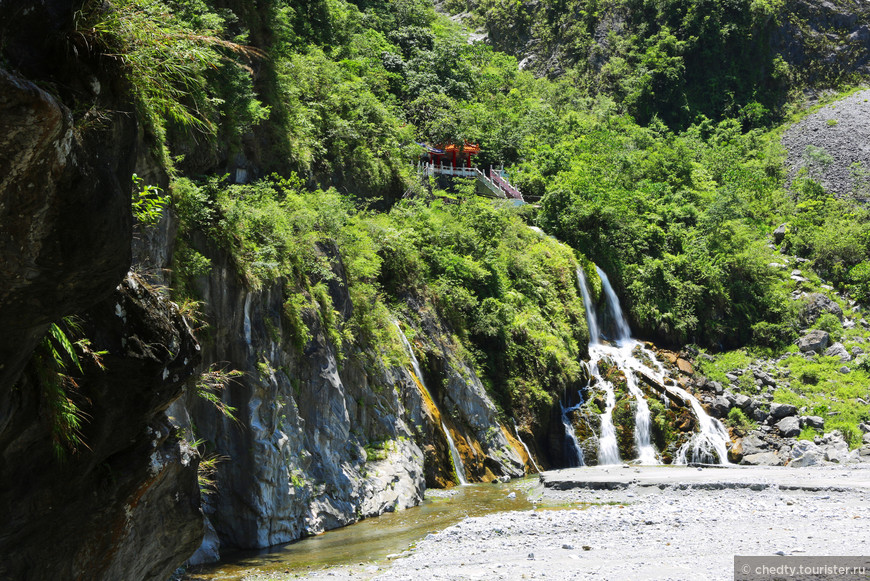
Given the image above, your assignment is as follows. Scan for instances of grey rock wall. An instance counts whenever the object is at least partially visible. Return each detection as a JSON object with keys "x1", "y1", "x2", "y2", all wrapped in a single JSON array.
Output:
[{"x1": 178, "y1": 235, "x2": 530, "y2": 561}]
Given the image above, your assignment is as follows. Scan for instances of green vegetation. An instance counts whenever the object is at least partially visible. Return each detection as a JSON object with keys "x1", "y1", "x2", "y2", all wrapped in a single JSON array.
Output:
[
  {"x1": 29, "y1": 318, "x2": 105, "y2": 459},
  {"x1": 773, "y1": 355, "x2": 870, "y2": 448},
  {"x1": 195, "y1": 364, "x2": 242, "y2": 423},
  {"x1": 74, "y1": 0, "x2": 869, "y2": 443},
  {"x1": 131, "y1": 174, "x2": 169, "y2": 226},
  {"x1": 727, "y1": 407, "x2": 755, "y2": 431},
  {"x1": 172, "y1": 174, "x2": 588, "y2": 424}
]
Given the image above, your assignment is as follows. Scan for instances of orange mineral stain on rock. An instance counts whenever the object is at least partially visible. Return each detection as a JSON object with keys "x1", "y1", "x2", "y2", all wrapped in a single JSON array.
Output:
[{"x1": 501, "y1": 425, "x2": 536, "y2": 475}]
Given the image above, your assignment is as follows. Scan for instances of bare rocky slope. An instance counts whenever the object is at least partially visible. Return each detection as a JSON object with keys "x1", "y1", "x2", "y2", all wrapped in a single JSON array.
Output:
[{"x1": 782, "y1": 88, "x2": 870, "y2": 198}]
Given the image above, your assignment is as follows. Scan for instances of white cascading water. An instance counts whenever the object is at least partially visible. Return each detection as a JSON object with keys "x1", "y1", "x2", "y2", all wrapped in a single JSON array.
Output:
[
  {"x1": 590, "y1": 363, "x2": 622, "y2": 465},
  {"x1": 595, "y1": 266, "x2": 632, "y2": 343},
  {"x1": 577, "y1": 266, "x2": 729, "y2": 465},
  {"x1": 512, "y1": 420, "x2": 543, "y2": 472},
  {"x1": 560, "y1": 403, "x2": 586, "y2": 467},
  {"x1": 590, "y1": 266, "x2": 657, "y2": 462},
  {"x1": 576, "y1": 266, "x2": 600, "y2": 343},
  {"x1": 672, "y1": 385, "x2": 732, "y2": 464},
  {"x1": 576, "y1": 267, "x2": 620, "y2": 464},
  {"x1": 440, "y1": 420, "x2": 470, "y2": 485},
  {"x1": 393, "y1": 322, "x2": 469, "y2": 484}
]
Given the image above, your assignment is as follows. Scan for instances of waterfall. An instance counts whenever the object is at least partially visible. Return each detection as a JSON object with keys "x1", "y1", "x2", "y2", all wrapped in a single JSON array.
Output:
[
  {"x1": 560, "y1": 404, "x2": 586, "y2": 467},
  {"x1": 393, "y1": 322, "x2": 470, "y2": 484},
  {"x1": 595, "y1": 266, "x2": 631, "y2": 343},
  {"x1": 441, "y1": 421, "x2": 469, "y2": 485},
  {"x1": 591, "y1": 362, "x2": 622, "y2": 465},
  {"x1": 582, "y1": 270, "x2": 730, "y2": 465},
  {"x1": 512, "y1": 420, "x2": 542, "y2": 473},
  {"x1": 576, "y1": 267, "x2": 600, "y2": 344},
  {"x1": 623, "y1": 368, "x2": 658, "y2": 464},
  {"x1": 672, "y1": 384, "x2": 731, "y2": 465}
]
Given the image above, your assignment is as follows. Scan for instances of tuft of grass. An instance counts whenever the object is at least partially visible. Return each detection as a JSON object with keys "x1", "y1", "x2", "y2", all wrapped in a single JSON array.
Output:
[
  {"x1": 196, "y1": 364, "x2": 242, "y2": 422},
  {"x1": 32, "y1": 318, "x2": 106, "y2": 459}
]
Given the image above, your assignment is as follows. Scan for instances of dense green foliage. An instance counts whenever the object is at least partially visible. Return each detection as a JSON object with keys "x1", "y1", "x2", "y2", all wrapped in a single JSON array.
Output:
[
  {"x1": 471, "y1": 0, "x2": 870, "y2": 130},
  {"x1": 172, "y1": 176, "x2": 588, "y2": 423},
  {"x1": 84, "y1": 0, "x2": 870, "y2": 439}
]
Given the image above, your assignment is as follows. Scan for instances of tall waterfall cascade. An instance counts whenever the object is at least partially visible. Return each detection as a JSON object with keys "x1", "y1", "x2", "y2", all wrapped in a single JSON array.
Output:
[
  {"x1": 571, "y1": 267, "x2": 731, "y2": 465},
  {"x1": 394, "y1": 322, "x2": 470, "y2": 484}
]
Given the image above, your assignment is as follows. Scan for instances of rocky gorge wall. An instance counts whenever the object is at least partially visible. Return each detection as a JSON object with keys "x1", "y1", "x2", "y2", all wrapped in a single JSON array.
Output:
[
  {"x1": 0, "y1": 1, "x2": 206, "y2": 577},
  {"x1": 163, "y1": 230, "x2": 532, "y2": 562}
]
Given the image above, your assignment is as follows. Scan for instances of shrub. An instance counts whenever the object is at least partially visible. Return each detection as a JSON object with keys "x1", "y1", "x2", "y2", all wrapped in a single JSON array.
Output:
[
  {"x1": 727, "y1": 407, "x2": 755, "y2": 430},
  {"x1": 815, "y1": 313, "x2": 843, "y2": 340}
]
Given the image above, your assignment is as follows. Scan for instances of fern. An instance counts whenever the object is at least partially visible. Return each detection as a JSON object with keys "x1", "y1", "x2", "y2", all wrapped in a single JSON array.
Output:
[{"x1": 33, "y1": 318, "x2": 105, "y2": 460}]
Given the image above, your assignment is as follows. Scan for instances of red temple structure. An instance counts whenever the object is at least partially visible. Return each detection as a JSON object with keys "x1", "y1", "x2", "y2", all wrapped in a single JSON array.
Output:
[
  {"x1": 417, "y1": 141, "x2": 525, "y2": 203},
  {"x1": 421, "y1": 142, "x2": 481, "y2": 168}
]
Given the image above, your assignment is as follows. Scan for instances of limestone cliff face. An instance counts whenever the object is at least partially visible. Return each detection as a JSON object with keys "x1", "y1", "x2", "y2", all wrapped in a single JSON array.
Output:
[
  {"x1": 0, "y1": 2, "x2": 204, "y2": 577},
  {"x1": 173, "y1": 235, "x2": 529, "y2": 561},
  {"x1": 0, "y1": 275, "x2": 203, "y2": 581}
]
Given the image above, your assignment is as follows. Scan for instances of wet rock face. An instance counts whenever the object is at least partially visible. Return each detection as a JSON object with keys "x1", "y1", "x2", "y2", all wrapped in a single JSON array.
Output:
[
  {"x1": 0, "y1": 66, "x2": 135, "y2": 392},
  {"x1": 183, "y1": 241, "x2": 426, "y2": 552},
  {"x1": 0, "y1": 275, "x2": 202, "y2": 581},
  {"x1": 182, "y1": 239, "x2": 526, "y2": 557}
]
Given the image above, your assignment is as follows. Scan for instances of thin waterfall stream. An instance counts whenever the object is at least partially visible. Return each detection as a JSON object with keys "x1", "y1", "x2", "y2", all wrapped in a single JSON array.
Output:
[
  {"x1": 394, "y1": 322, "x2": 469, "y2": 484},
  {"x1": 512, "y1": 420, "x2": 542, "y2": 472}
]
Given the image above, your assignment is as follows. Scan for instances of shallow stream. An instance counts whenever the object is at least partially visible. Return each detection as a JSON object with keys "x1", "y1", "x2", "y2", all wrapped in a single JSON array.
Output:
[{"x1": 187, "y1": 478, "x2": 565, "y2": 580}]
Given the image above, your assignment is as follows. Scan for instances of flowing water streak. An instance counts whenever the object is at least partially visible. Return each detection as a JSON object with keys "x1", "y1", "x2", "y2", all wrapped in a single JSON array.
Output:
[
  {"x1": 512, "y1": 420, "x2": 542, "y2": 472},
  {"x1": 672, "y1": 384, "x2": 731, "y2": 465},
  {"x1": 393, "y1": 322, "x2": 469, "y2": 484},
  {"x1": 590, "y1": 359, "x2": 622, "y2": 465},
  {"x1": 440, "y1": 421, "x2": 470, "y2": 485},
  {"x1": 631, "y1": 343, "x2": 730, "y2": 465},
  {"x1": 595, "y1": 266, "x2": 631, "y2": 343},
  {"x1": 596, "y1": 342, "x2": 658, "y2": 464},
  {"x1": 576, "y1": 267, "x2": 600, "y2": 344},
  {"x1": 560, "y1": 405, "x2": 586, "y2": 467}
]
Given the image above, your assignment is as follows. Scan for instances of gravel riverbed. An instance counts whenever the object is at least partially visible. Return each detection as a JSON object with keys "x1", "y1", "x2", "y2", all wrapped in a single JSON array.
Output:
[{"x1": 237, "y1": 465, "x2": 870, "y2": 581}]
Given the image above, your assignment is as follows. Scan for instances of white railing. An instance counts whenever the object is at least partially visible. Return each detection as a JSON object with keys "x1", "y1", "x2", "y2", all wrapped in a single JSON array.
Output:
[
  {"x1": 419, "y1": 162, "x2": 478, "y2": 178},
  {"x1": 489, "y1": 168, "x2": 523, "y2": 200},
  {"x1": 418, "y1": 162, "x2": 524, "y2": 202}
]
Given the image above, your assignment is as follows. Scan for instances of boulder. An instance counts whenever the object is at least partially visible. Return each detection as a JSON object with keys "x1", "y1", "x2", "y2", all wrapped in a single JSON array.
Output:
[
  {"x1": 824, "y1": 342, "x2": 851, "y2": 362},
  {"x1": 742, "y1": 452, "x2": 784, "y2": 466},
  {"x1": 770, "y1": 402, "x2": 798, "y2": 419},
  {"x1": 707, "y1": 380, "x2": 724, "y2": 395},
  {"x1": 860, "y1": 422, "x2": 870, "y2": 434},
  {"x1": 864, "y1": 432, "x2": 870, "y2": 445},
  {"x1": 819, "y1": 432, "x2": 850, "y2": 464},
  {"x1": 789, "y1": 440, "x2": 823, "y2": 467},
  {"x1": 776, "y1": 416, "x2": 801, "y2": 438},
  {"x1": 797, "y1": 330, "x2": 830, "y2": 353},
  {"x1": 740, "y1": 434, "x2": 768, "y2": 456},
  {"x1": 676, "y1": 358, "x2": 694, "y2": 375},
  {"x1": 773, "y1": 223, "x2": 787, "y2": 244},
  {"x1": 801, "y1": 416, "x2": 825, "y2": 430},
  {"x1": 710, "y1": 396, "x2": 731, "y2": 418},
  {"x1": 734, "y1": 394, "x2": 752, "y2": 409},
  {"x1": 751, "y1": 406, "x2": 768, "y2": 422},
  {"x1": 802, "y1": 294, "x2": 844, "y2": 324},
  {"x1": 728, "y1": 441, "x2": 744, "y2": 463}
]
